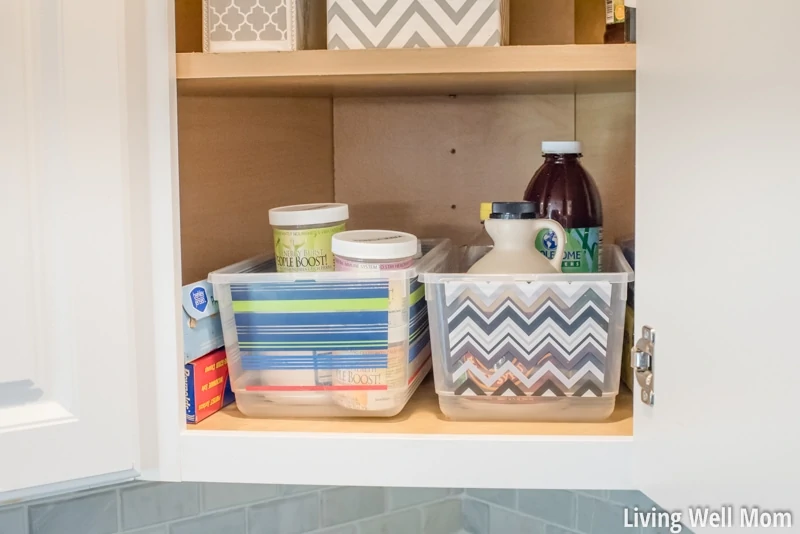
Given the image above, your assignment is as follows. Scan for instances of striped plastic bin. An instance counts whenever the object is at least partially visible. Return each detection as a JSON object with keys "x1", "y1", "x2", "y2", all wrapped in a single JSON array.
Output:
[{"x1": 208, "y1": 239, "x2": 452, "y2": 418}]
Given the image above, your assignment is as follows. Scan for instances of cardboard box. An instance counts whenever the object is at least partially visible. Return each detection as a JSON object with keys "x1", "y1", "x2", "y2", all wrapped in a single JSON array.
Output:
[
  {"x1": 185, "y1": 348, "x2": 235, "y2": 424},
  {"x1": 328, "y1": 0, "x2": 510, "y2": 50},
  {"x1": 203, "y1": 0, "x2": 310, "y2": 52},
  {"x1": 182, "y1": 280, "x2": 224, "y2": 364}
]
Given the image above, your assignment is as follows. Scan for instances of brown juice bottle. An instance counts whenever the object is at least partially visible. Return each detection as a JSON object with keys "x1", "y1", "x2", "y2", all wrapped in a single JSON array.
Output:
[{"x1": 523, "y1": 141, "x2": 603, "y2": 273}]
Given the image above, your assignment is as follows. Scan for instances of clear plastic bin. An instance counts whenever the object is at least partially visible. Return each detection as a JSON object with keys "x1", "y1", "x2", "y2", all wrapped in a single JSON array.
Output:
[
  {"x1": 420, "y1": 245, "x2": 634, "y2": 422},
  {"x1": 208, "y1": 239, "x2": 453, "y2": 418}
]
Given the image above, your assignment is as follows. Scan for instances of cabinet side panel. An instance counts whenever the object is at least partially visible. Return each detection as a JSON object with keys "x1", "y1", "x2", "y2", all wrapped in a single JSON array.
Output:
[
  {"x1": 332, "y1": 95, "x2": 574, "y2": 244},
  {"x1": 510, "y1": 0, "x2": 575, "y2": 45},
  {"x1": 178, "y1": 96, "x2": 334, "y2": 283},
  {"x1": 174, "y1": 0, "x2": 202, "y2": 53},
  {"x1": 576, "y1": 92, "x2": 636, "y2": 245}
]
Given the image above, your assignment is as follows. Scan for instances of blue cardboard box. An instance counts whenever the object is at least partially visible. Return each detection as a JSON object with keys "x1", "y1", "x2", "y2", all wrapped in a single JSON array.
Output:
[{"x1": 182, "y1": 280, "x2": 224, "y2": 363}]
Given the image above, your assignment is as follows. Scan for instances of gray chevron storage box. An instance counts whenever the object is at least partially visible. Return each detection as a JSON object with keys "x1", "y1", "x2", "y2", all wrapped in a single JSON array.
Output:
[
  {"x1": 327, "y1": 0, "x2": 510, "y2": 49},
  {"x1": 420, "y1": 245, "x2": 633, "y2": 422},
  {"x1": 203, "y1": 0, "x2": 310, "y2": 52}
]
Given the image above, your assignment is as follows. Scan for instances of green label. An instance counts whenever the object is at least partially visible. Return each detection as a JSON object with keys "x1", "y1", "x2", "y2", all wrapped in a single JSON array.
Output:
[
  {"x1": 535, "y1": 227, "x2": 602, "y2": 273},
  {"x1": 273, "y1": 222, "x2": 345, "y2": 273}
]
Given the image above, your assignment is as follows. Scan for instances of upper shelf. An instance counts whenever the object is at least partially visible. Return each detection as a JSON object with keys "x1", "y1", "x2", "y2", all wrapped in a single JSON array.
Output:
[{"x1": 176, "y1": 44, "x2": 636, "y2": 97}]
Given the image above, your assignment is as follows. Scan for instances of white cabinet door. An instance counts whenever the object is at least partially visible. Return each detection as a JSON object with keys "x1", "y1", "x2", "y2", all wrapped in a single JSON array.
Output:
[
  {"x1": 635, "y1": 0, "x2": 800, "y2": 531},
  {"x1": 0, "y1": 0, "x2": 142, "y2": 494}
]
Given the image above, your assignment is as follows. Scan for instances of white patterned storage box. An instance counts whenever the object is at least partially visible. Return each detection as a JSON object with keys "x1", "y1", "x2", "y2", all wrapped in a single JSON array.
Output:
[
  {"x1": 203, "y1": 0, "x2": 309, "y2": 52},
  {"x1": 327, "y1": 0, "x2": 510, "y2": 49},
  {"x1": 421, "y1": 245, "x2": 633, "y2": 422}
]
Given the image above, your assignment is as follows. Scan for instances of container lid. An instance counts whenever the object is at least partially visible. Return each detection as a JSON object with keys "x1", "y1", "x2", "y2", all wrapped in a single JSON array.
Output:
[
  {"x1": 542, "y1": 141, "x2": 582, "y2": 155},
  {"x1": 268, "y1": 203, "x2": 349, "y2": 227},
  {"x1": 332, "y1": 230, "x2": 418, "y2": 260},
  {"x1": 488, "y1": 201, "x2": 537, "y2": 220}
]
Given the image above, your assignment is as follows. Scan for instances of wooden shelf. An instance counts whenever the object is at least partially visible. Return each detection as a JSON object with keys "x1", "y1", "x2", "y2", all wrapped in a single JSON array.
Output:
[
  {"x1": 180, "y1": 380, "x2": 633, "y2": 488},
  {"x1": 190, "y1": 378, "x2": 632, "y2": 437},
  {"x1": 177, "y1": 44, "x2": 636, "y2": 97}
]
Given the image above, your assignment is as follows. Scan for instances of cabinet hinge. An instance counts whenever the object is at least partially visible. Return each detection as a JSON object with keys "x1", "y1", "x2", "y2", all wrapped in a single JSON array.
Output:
[{"x1": 632, "y1": 325, "x2": 655, "y2": 405}]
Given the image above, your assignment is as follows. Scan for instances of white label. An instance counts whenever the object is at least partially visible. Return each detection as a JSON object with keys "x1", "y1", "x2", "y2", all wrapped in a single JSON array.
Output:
[{"x1": 606, "y1": 0, "x2": 614, "y2": 23}]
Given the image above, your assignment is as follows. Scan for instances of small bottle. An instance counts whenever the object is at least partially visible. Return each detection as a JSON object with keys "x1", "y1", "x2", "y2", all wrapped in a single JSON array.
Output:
[
  {"x1": 467, "y1": 202, "x2": 566, "y2": 275},
  {"x1": 523, "y1": 141, "x2": 604, "y2": 273}
]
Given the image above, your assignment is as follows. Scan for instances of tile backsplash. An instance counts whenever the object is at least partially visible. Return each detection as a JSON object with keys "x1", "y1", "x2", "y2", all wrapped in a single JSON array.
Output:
[{"x1": 0, "y1": 484, "x2": 689, "y2": 534}]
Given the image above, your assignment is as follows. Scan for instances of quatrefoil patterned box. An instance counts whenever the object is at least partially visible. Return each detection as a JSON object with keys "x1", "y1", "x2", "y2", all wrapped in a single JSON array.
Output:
[{"x1": 203, "y1": 0, "x2": 309, "y2": 52}]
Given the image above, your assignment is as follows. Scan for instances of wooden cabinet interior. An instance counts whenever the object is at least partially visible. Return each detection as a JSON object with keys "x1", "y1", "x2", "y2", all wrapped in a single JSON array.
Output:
[
  {"x1": 178, "y1": 92, "x2": 634, "y2": 284},
  {"x1": 174, "y1": 1, "x2": 635, "y2": 435}
]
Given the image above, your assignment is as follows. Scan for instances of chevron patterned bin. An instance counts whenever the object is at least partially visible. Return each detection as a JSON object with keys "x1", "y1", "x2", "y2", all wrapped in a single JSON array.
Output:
[
  {"x1": 327, "y1": 0, "x2": 510, "y2": 49},
  {"x1": 203, "y1": 0, "x2": 310, "y2": 52},
  {"x1": 420, "y1": 245, "x2": 634, "y2": 422}
]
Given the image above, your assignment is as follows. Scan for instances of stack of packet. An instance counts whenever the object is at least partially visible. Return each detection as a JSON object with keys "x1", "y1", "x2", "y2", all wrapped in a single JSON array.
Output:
[{"x1": 182, "y1": 280, "x2": 234, "y2": 423}]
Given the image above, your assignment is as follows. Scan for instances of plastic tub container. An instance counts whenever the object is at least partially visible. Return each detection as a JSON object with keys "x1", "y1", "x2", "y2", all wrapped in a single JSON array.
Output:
[
  {"x1": 420, "y1": 245, "x2": 633, "y2": 422},
  {"x1": 208, "y1": 239, "x2": 453, "y2": 418},
  {"x1": 268, "y1": 203, "x2": 349, "y2": 273}
]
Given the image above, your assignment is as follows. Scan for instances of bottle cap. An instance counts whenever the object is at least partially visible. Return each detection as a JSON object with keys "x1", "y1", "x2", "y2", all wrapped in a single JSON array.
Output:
[
  {"x1": 542, "y1": 141, "x2": 582, "y2": 155},
  {"x1": 332, "y1": 230, "x2": 418, "y2": 260},
  {"x1": 488, "y1": 202, "x2": 537, "y2": 220},
  {"x1": 479, "y1": 202, "x2": 492, "y2": 222},
  {"x1": 269, "y1": 203, "x2": 349, "y2": 227}
]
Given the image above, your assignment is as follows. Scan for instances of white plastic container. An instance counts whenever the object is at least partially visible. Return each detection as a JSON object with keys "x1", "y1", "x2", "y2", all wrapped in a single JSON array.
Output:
[
  {"x1": 208, "y1": 239, "x2": 452, "y2": 418},
  {"x1": 268, "y1": 203, "x2": 348, "y2": 273},
  {"x1": 421, "y1": 245, "x2": 633, "y2": 422}
]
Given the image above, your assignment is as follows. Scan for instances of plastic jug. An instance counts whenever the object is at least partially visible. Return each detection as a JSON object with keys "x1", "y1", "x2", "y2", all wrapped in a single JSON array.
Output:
[{"x1": 467, "y1": 202, "x2": 566, "y2": 274}]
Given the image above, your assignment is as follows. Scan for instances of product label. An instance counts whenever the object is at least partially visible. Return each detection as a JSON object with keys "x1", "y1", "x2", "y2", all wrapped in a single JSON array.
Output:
[
  {"x1": 273, "y1": 223, "x2": 345, "y2": 273},
  {"x1": 331, "y1": 344, "x2": 405, "y2": 411},
  {"x1": 606, "y1": 0, "x2": 625, "y2": 23},
  {"x1": 536, "y1": 227, "x2": 603, "y2": 273},
  {"x1": 335, "y1": 256, "x2": 413, "y2": 331}
]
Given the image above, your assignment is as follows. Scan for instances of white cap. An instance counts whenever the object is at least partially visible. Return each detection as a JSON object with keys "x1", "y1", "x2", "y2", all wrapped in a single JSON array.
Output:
[
  {"x1": 332, "y1": 230, "x2": 418, "y2": 260},
  {"x1": 542, "y1": 141, "x2": 582, "y2": 154},
  {"x1": 268, "y1": 203, "x2": 349, "y2": 227}
]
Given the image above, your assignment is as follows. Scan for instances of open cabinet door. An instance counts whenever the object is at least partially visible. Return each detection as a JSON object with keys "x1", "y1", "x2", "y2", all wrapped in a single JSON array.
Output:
[
  {"x1": 634, "y1": 0, "x2": 800, "y2": 531},
  {"x1": 0, "y1": 0, "x2": 178, "y2": 496}
]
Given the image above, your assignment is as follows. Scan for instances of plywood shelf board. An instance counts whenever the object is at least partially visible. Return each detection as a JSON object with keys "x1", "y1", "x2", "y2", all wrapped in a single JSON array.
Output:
[
  {"x1": 190, "y1": 378, "x2": 633, "y2": 437},
  {"x1": 177, "y1": 45, "x2": 636, "y2": 96}
]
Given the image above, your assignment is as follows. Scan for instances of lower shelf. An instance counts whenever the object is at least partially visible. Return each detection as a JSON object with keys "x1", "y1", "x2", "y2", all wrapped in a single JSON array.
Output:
[
  {"x1": 180, "y1": 379, "x2": 633, "y2": 489},
  {"x1": 190, "y1": 378, "x2": 632, "y2": 437}
]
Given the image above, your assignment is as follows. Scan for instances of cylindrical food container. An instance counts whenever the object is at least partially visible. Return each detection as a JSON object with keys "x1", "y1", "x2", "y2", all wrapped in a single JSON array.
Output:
[
  {"x1": 268, "y1": 203, "x2": 348, "y2": 273},
  {"x1": 330, "y1": 230, "x2": 418, "y2": 411}
]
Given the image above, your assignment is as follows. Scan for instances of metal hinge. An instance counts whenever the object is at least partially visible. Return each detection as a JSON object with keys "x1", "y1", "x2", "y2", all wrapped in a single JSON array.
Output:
[{"x1": 632, "y1": 326, "x2": 655, "y2": 405}]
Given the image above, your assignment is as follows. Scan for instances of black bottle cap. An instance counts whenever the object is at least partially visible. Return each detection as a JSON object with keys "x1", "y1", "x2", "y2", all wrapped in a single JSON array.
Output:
[{"x1": 489, "y1": 201, "x2": 537, "y2": 220}]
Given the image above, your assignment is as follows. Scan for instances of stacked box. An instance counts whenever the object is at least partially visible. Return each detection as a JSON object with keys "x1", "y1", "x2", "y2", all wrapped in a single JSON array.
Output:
[
  {"x1": 182, "y1": 280, "x2": 231, "y2": 423},
  {"x1": 182, "y1": 280, "x2": 225, "y2": 364},
  {"x1": 185, "y1": 348, "x2": 235, "y2": 423},
  {"x1": 203, "y1": 0, "x2": 309, "y2": 52},
  {"x1": 327, "y1": 0, "x2": 509, "y2": 50}
]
